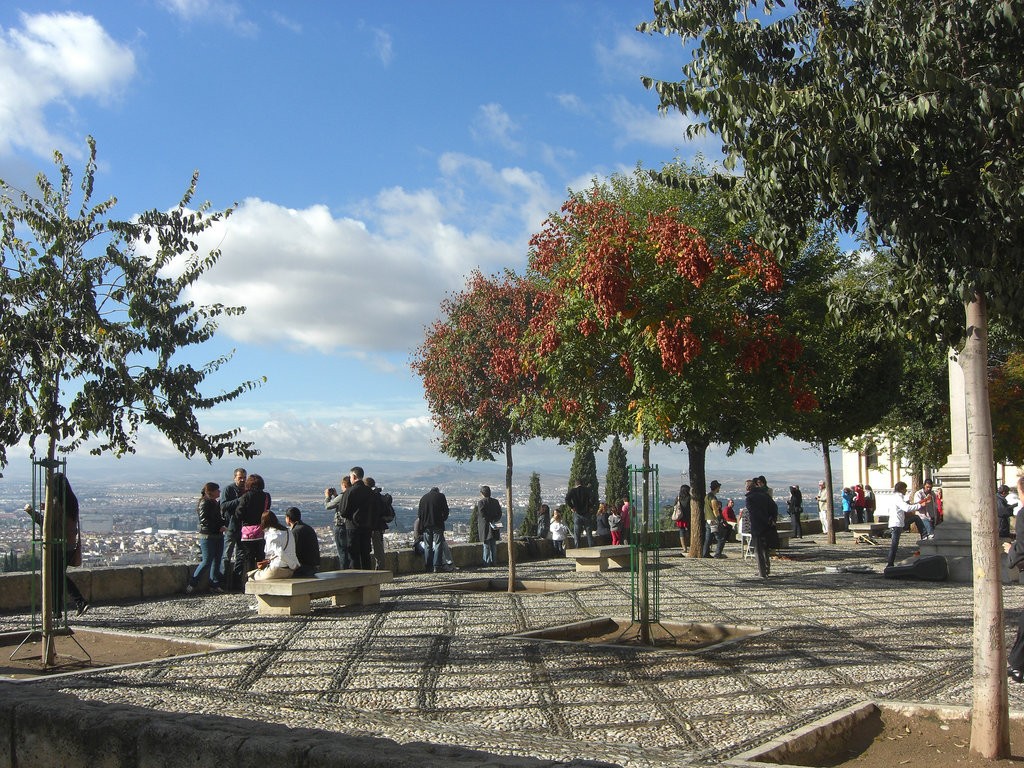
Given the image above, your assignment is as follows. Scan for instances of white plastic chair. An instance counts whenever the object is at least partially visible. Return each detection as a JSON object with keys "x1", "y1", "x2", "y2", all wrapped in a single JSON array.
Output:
[{"x1": 738, "y1": 512, "x2": 754, "y2": 559}]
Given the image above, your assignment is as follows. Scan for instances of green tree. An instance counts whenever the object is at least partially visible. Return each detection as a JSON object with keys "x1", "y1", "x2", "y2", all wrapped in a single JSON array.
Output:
[
  {"x1": 605, "y1": 435, "x2": 629, "y2": 509},
  {"x1": 779, "y1": 243, "x2": 904, "y2": 542},
  {"x1": 567, "y1": 441, "x2": 599, "y2": 533},
  {"x1": 991, "y1": 352, "x2": 1024, "y2": 467},
  {"x1": 520, "y1": 471, "x2": 543, "y2": 537},
  {"x1": 641, "y1": 1, "x2": 1024, "y2": 754},
  {"x1": 411, "y1": 270, "x2": 545, "y2": 590},
  {"x1": 0, "y1": 139, "x2": 260, "y2": 664}
]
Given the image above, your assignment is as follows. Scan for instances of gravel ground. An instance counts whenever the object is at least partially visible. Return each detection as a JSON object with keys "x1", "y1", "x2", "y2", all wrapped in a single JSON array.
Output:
[{"x1": 3, "y1": 536, "x2": 1022, "y2": 767}]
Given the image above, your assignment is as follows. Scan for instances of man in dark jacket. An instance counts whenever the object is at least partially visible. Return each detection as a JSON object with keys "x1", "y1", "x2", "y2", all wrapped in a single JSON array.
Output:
[
  {"x1": 745, "y1": 478, "x2": 778, "y2": 579},
  {"x1": 565, "y1": 483, "x2": 593, "y2": 548},
  {"x1": 418, "y1": 486, "x2": 450, "y2": 573},
  {"x1": 285, "y1": 507, "x2": 321, "y2": 578},
  {"x1": 338, "y1": 467, "x2": 376, "y2": 570},
  {"x1": 219, "y1": 467, "x2": 247, "y2": 590},
  {"x1": 476, "y1": 485, "x2": 502, "y2": 566}
]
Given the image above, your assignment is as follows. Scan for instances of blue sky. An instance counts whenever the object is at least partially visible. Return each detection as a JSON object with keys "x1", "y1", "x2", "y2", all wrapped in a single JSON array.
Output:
[{"x1": 0, "y1": 1, "x2": 834, "y2": 481}]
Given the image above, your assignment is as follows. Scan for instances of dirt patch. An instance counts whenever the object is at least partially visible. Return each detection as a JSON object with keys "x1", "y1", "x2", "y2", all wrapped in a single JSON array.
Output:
[
  {"x1": 0, "y1": 629, "x2": 235, "y2": 680},
  {"x1": 774, "y1": 709, "x2": 1024, "y2": 767},
  {"x1": 514, "y1": 617, "x2": 763, "y2": 651}
]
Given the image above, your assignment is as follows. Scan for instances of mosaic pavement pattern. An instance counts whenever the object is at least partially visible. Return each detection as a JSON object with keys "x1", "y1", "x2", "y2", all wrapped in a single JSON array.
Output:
[{"x1": 3, "y1": 536, "x2": 1023, "y2": 767}]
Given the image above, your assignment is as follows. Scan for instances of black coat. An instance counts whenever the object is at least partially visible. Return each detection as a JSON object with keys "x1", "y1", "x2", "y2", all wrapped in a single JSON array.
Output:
[
  {"x1": 745, "y1": 487, "x2": 778, "y2": 536},
  {"x1": 418, "y1": 488, "x2": 450, "y2": 529},
  {"x1": 196, "y1": 497, "x2": 225, "y2": 536},
  {"x1": 477, "y1": 496, "x2": 502, "y2": 541},
  {"x1": 339, "y1": 481, "x2": 376, "y2": 530},
  {"x1": 291, "y1": 521, "x2": 321, "y2": 575}
]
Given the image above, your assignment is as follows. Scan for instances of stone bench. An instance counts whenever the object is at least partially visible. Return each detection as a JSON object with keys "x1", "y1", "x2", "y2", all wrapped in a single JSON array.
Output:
[
  {"x1": 849, "y1": 522, "x2": 888, "y2": 544},
  {"x1": 244, "y1": 570, "x2": 393, "y2": 616},
  {"x1": 568, "y1": 545, "x2": 631, "y2": 572}
]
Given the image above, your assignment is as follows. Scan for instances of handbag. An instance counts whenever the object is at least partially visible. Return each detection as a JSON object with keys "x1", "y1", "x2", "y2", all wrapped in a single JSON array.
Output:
[
  {"x1": 241, "y1": 524, "x2": 263, "y2": 541},
  {"x1": 763, "y1": 526, "x2": 781, "y2": 549},
  {"x1": 671, "y1": 501, "x2": 685, "y2": 522}
]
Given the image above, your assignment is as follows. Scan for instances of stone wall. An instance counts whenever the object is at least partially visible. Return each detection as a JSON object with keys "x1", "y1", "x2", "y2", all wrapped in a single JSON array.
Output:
[
  {"x1": 0, "y1": 532, "x2": 683, "y2": 612},
  {"x1": 0, "y1": 683, "x2": 590, "y2": 768}
]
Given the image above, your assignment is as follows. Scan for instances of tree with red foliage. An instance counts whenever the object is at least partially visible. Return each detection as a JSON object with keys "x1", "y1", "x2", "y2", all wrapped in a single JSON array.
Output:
[
  {"x1": 526, "y1": 164, "x2": 817, "y2": 558},
  {"x1": 411, "y1": 270, "x2": 544, "y2": 589}
]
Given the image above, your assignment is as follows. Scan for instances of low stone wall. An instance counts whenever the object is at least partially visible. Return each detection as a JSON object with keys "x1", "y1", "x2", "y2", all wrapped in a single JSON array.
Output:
[
  {"x1": 0, "y1": 531, "x2": 683, "y2": 612},
  {"x1": 0, "y1": 683, "x2": 595, "y2": 768}
]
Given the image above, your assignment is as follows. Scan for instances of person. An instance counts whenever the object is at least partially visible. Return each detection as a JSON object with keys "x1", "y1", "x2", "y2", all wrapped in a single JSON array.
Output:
[
  {"x1": 536, "y1": 503, "x2": 551, "y2": 539},
  {"x1": 325, "y1": 475, "x2": 353, "y2": 570},
  {"x1": 219, "y1": 467, "x2": 247, "y2": 591},
  {"x1": 864, "y1": 484, "x2": 877, "y2": 523},
  {"x1": 285, "y1": 507, "x2": 320, "y2": 578},
  {"x1": 619, "y1": 498, "x2": 631, "y2": 544},
  {"x1": 187, "y1": 482, "x2": 226, "y2": 594},
  {"x1": 787, "y1": 485, "x2": 803, "y2": 539},
  {"x1": 418, "y1": 486, "x2": 450, "y2": 573},
  {"x1": 722, "y1": 498, "x2": 737, "y2": 542},
  {"x1": 595, "y1": 502, "x2": 612, "y2": 541},
  {"x1": 365, "y1": 477, "x2": 392, "y2": 571},
  {"x1": 884, "y1": 481, "x2": 929, "y2": 569},
  {"x1": 250, "y1": 510, "x2": 299, "y2": 581},
  {"x1": 338, "y1": 467, "x2": 376, "y2": 570},
  {"x1": 997, "y1": 485, "x2": 1016, "y2": 539},
  {"x1": 745, "y1": 478, "x2": 778, "y2": 578},
  {"x1": 236, "y1": 474, "x2": 270, "y2": 580},
  {"x1": 1003, "y1": 477, "x2": 1024, "y2": 683},
  {"x1": 853, "y1": 484, "x2": 866, "y2": 524},
  {"x1": 26, "y1": 473, "x2": 88, "y2": 616},
  {"x1": 675, "y1": 484, "x2": 691, "y2": 548},
  {"x1": 841, "y1": 487, "x2": 854, "y2": 528},
  {"x1": 565, "y1": 483, "x2": 593, "y2": 548},
  {"x1": 816, "y1": 480, "x2": 831, "y2": 535},
  {"x1": 476, "y1": 485, "x2": 502, "y2": 566},
  {"x1": 608, "y1": 504, "x2": 623, "y2": 545},
  {"x1": 549, "y1": 510, "x2": 569, "y2": 556},
  {"x1": 702, "y1": 480, "x2": 726, "y2": 558},
  {"x1": 913, "y1": 479, "x2": 937, "y2": 538}
]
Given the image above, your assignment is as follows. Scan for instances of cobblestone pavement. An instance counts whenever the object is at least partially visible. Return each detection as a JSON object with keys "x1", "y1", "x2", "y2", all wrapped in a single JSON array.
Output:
[{"x1": 4, "y1": 537, "x2": 1024, "y2": 767}]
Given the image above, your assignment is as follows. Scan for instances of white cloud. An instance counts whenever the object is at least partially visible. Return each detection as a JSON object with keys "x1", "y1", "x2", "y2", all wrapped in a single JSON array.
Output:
[
  {"x1": 470, "y1": 103, "x2": 522, "y2": 153},
  {"x1": 553, "y1": 92, "x2": 588, "y2": 114},
  {"x1": 595, "y1": 31, "x2": 664, "y2": 79},
  {"x1": 0, "y1": 12, "x2": 135, "y2": 156},
  {"x1": 372, "y1": 28, "x2": 393, "y2": 66},
  {"x1": 174, "y1": 153, "x2": 549, "y2": 355},
  {"x1": 159, "y1": 0, "x2": 257, "y2": 36},
  {"x1": 607, "y1": 95, "x2": 715, "y2": 154}
]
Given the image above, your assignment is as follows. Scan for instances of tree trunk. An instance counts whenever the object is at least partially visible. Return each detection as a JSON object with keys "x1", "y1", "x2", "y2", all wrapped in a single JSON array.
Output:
[
  {"x1": 505, "y1": 436, "x2": 516, "y2": 592},
  {"x1": 40, "y1": 439, "x2": 57, "y2": 666},
  {"x1": 638, "y1": 439, "x2": 652, "y2": 644},
  {"x1": 821, "y1": 438, "x2": 836, "y2": 545},
  {"x1": 686, "y1": 437, "x2": 709, "y2": 558},
  {"x1": 962, "y1": 293, "x2": 1009, "y2": 759}
]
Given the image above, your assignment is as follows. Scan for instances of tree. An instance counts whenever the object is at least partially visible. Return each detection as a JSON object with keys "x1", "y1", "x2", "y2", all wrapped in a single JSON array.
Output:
[
  {"x1": 520, "y1": 471, "x2": 543, "y2": 537},
  {"x1": 641, "y1": 0, "x2": 1024, "y2": 755},
  {"x1": 411, "y1": 270, "x2": 544, "y2": 590},
  {"x1": 605, "y1": 436, "x2": 629, "y2": 509},
  {"x1": 991, "y1": 352, "x2": 1024, "y2": 467},
  {"x1": 779, "y1": 243, "x2": 904, "y2": 542},
  {"x1": 0, "y1": 139, "x2": 260, "y2": 664},
  {"x1": 526, "y1": 164, "x2": 816, "y2": 561}
]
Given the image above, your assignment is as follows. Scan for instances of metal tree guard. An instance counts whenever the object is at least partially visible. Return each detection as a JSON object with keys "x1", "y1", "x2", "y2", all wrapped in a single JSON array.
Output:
[
  {"x1": 628, "y1": 463, "x2": 660, "y2": 644},
  {"x1": 11, "y1": 456, "x2": 90, "y2": 665}
]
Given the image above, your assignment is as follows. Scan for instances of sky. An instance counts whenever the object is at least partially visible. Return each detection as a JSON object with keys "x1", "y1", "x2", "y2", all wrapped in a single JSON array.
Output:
[{"x1": 0, "y1": 0, "x2": 837, "y2": 483}]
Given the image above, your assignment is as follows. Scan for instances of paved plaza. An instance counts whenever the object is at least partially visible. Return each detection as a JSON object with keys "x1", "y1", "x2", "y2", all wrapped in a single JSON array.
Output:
[{"x1": 3, "y1": 536, "x2": 1023, "y2": 767}]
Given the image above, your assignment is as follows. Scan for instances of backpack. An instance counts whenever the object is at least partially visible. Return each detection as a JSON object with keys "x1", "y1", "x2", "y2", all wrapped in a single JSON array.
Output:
[{"x1": 379, "y1": 492, "x2": 396, "y2": 524}]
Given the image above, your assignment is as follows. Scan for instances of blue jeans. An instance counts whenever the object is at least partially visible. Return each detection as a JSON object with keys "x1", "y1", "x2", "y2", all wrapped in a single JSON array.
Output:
[
  {"x1": 574, "y1": 515, "x2": 593, "y2": 548},
  {"x1": 919, "y1": 515, "x2": 934, "y2": 537},
  {"x1": 482, "y1": 539, "x2": 497, "y2": 565},
  {"x1": 333, "y1": 525, "x2": 352, "y2": 569},
  {"x1": 702, "y1": 524, "x2": 725, "y2": 558},
  {"x1": 192, "y1": 535, "x2": 224, "y2": 588},
  {"x1": 423, "y1": 527, "x2": 445, "y2": 571}
]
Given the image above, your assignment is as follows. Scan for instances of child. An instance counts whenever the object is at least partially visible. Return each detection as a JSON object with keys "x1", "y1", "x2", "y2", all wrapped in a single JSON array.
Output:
[
  {"x1": 608, "y1": 508, "x2": 623, "y2": 545},
  {"x1": 549, "y1": 510, "x2": 569, "y2": 556}
]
